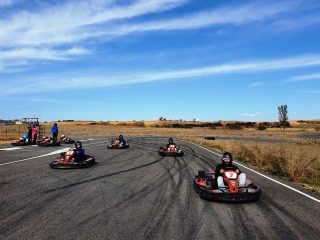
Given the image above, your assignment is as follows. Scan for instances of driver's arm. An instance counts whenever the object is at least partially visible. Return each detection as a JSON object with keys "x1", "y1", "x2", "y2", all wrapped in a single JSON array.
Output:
[
  {"x1": 215, "y1": 165, "x2": 223, "y2": 177},
  {"x1": 231, "y1": 165, "x2": 240, "y2": 174}
]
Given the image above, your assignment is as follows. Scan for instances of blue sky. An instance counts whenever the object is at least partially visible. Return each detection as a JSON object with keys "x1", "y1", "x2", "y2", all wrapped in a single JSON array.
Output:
[{"x1": 1, "y1": 0, "x2": 320, "y2": 122}]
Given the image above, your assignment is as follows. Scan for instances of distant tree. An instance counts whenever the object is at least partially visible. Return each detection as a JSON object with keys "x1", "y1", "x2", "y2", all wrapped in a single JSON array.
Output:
[
  {"x1": 278, "y1": 105, "x2": 290, "y2": 129},
  {"x1": 159, "y1": 117, "x2": 163, "y2": 121}
]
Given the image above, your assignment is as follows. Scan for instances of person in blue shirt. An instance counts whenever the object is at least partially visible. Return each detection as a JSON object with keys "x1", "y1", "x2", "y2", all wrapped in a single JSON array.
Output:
[
  {"x1": 73, "y1": 141, "x2": 85, "y2": 162},
  {"x1": 118, "y1": 135, "x2": 126, "y2": 146},
  {"x1": 51, "y1": 123, "x2": 59, "y2": 142}
]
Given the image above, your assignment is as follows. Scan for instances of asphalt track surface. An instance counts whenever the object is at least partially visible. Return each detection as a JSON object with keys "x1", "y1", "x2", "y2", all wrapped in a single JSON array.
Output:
[{"x1": 0, "y1": 137, "x2": 319, "y2": 240}]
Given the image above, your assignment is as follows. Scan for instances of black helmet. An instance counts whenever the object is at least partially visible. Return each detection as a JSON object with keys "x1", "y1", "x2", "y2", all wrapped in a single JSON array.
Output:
[
  {"x1": 168, "y1": 138, "x2": 173, "y2": 143},
  {"x1": 75, "y1": 141, "x2": 82, "y2": 149},
  {"x1": 221, "y1": 152, "x2": 233, "y2": 165},
  {"x1": 119, "y1": 135, "x2": 123, "y2": 139}
]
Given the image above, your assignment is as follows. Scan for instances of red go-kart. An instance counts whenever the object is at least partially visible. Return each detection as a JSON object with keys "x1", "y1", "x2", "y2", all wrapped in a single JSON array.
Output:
[
  {"x1": 11, "y1": 137, "x2": 36, "y2": 146},
  {"x1": 11, "y1": 137, "x2": 28, "y2": 146},
  {"x1": 60, "y1": 136, "x2": 75, "y2": 144},
  {"x1": 193, "y1": 168, "x2": 261, "y2": 202},
  {"x1": 37, "y1": 136, "x2": 61, "y2": 147},
  {"x1": 107, "y1": 139, "x2": 129, "y2": 149},
  {"x1": 49, "y1": 149, "x2": 96, "y2": 169},
  {"x1": 158, "y1": 144, "x2": 184, "y2": 157}
]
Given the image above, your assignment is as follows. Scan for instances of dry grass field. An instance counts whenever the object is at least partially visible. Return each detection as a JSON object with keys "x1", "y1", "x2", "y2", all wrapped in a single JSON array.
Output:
[{"x1": 1, "y1": 120, "x2": 320, "y2": 193}]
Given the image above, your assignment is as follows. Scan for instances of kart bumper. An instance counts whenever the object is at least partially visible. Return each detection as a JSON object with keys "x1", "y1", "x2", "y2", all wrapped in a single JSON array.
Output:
[{"x1": 194, "y1": 183, "x2": 261, "y2": 202}]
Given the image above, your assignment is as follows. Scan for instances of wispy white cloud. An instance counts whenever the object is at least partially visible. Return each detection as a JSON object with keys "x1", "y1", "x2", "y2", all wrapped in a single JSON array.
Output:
[
  {"x1": 0, "y1": 65, "x2": 34, "y2": 73},
  {"x1": 285, "y1": 73, "x2": 320, "y2": 82},
  {"x1": 8, "y1": 96, "x2": 101, "y2": 104},
  {"x1": 0, "y1": 0, "x2": 18, "y2": 6},
  {"x1": 0, "y1": 47, "x2": 91, "y2": 73},
  {"x1": 270, "y1": 14, "x2": 320, "y2": 32},
  {"x1": 0, "y1": 0, "x2": 313, "y2": 48},
  {"x1": 0, "y1": 0, "x2": 188, "y2": 47},
  {"x1": 92, "y1": 0, "x2": 310, "y2": 38},
  {"x1": 0, "y1": 0, "x2": 317, "y2": 73},
  {"x1": 241, "y1": 112, "x2": 261, "y2": 118},
  {"x1": 2, "y1": 54, "x2": 320, "y2": 95},
  {"x1": 21, "y1": 97, "x2": 60, "y2": 103},
  {"x1": 0, "y1": 0, "x2": 190, "y2": 71},
  {"x1": 299, "y1": 91, "x2": 320, "y2": 93},
  {"x1": 0, "y1": 47, "x2": 90, "y2": 60},
  {"x1": 248, "y1": 82, "x2": 264, "y2": 87}
]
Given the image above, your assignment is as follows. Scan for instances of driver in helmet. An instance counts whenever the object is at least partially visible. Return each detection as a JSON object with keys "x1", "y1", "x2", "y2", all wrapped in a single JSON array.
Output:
[
  {"x1": 118, "y1": 135, "x2": 126, "y2": 146},
  {"x1": 73, "y1": 141, "x2": 85, "y2": 162},
  {"x1": 215, "y1": 152, "x2": 246, "y2": 188},
  {"x1": 60, "y1": 135, "x2": 68, "y2": 141},
  {"x1": 166, "y1": 138, "x2": 176, "y2": 149}
]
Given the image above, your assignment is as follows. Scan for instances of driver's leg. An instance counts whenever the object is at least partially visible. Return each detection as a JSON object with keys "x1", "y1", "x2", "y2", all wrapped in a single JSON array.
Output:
[
  {"x1": 217, "y1": 176, "x2": 225, "y2": 188},
  {"x1": 238, "y1": 173, "x2": 246, "y2": 187}
]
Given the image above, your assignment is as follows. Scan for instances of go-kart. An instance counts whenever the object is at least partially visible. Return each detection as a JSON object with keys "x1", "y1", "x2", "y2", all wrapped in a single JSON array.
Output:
[
  {"x1": 107, "y1": 139, "x2": 129, "y2": 149},
  {"x1": 37, "y1": 137, "x2": 61, "y2": 147},
  {"x1": 11, "y1": 137, "x2": 28, "y2": 146},
  {"x1": 158, "y1": 144, "x2": 184, "y2": 156},
  {"x1": 11, "y1": 137, "x2": 36, "y2": 146},
  {"x1": 60, "y1": 136, "x2": 75, "y2": 144},
  {"x1": 49, "y1": 149, "x2": 96, "y2": 169},
  {"x1": 193, "y1": 168, "x2": 261, "y2": 202}
]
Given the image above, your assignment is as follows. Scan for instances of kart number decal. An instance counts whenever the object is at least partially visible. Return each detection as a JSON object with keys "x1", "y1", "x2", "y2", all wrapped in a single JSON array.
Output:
[{"x1": 225, "y1": 171, "x2": 237, "y2": 179}]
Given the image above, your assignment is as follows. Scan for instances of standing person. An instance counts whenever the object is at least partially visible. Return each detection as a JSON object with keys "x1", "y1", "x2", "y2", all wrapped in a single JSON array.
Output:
[
  {"x1": 32, "y1": 123, "x2": 38, "y2": 143},
  {"x1": 27, "y1": 124, "x2": 32, "y2": 143},
  {"x1": 51, "y1": 123, "x2": 59, "y2": 142}
]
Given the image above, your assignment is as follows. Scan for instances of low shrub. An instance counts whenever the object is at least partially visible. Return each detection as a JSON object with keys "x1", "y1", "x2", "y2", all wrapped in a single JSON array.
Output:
[
  {"x1": 257, "y1": 125, "x2": 267, "y2": 130},
  {"x1": 131, "y1": 121, "x2": 145, "y2": 127}
]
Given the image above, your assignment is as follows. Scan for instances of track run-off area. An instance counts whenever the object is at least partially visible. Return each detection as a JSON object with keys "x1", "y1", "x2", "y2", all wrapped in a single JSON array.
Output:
[{"x1": 0, "y1": 137, "x2": 319, "y2": 240}]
